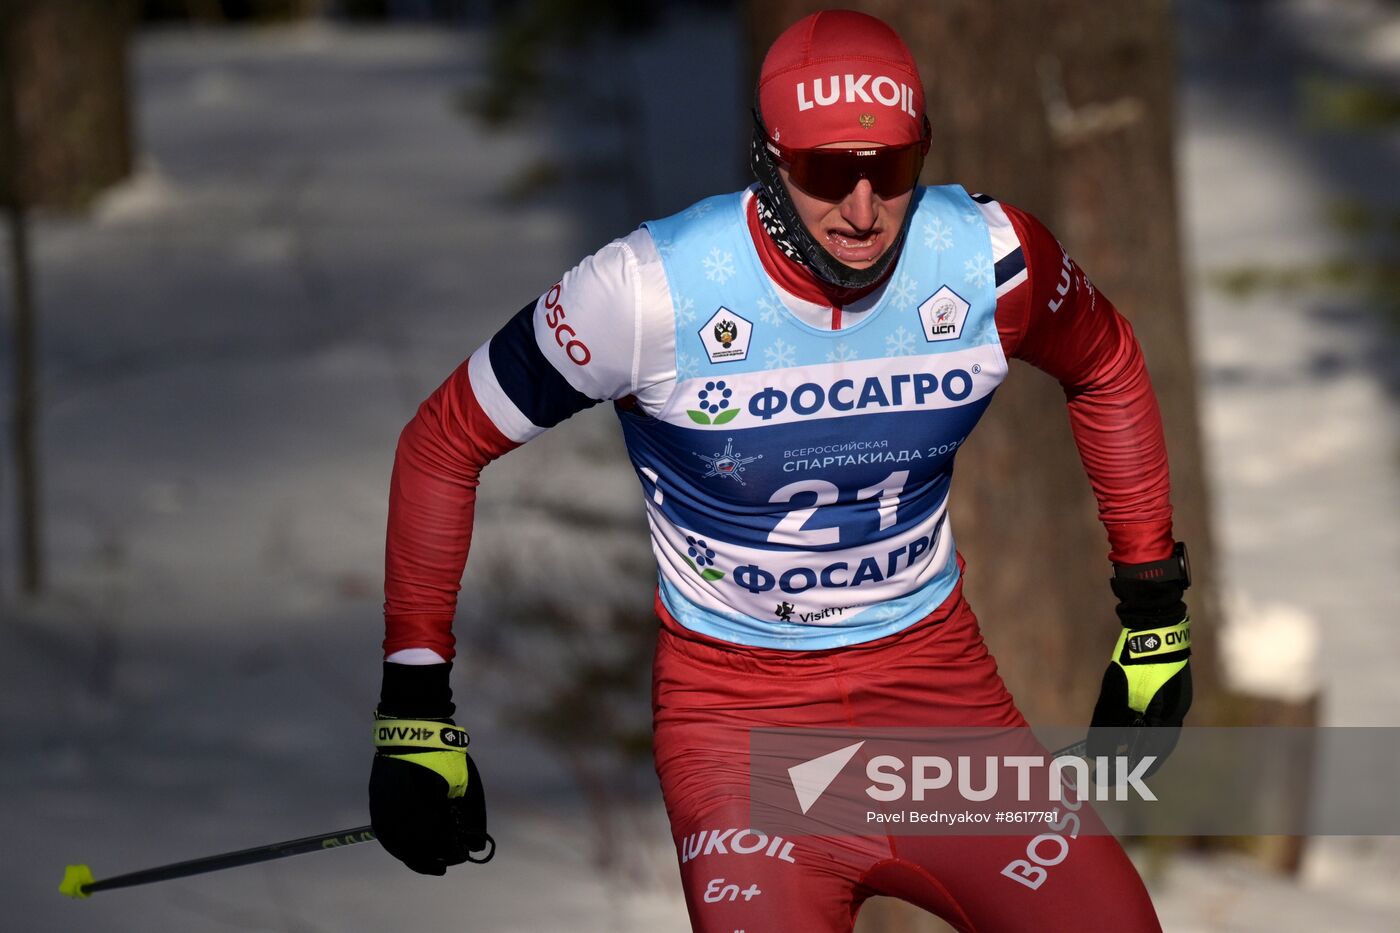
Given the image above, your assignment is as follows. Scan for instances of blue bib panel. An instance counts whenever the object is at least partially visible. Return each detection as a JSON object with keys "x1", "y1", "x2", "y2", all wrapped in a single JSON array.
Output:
[{"x1": 625, "y1": 187, "x2": 1008, "y2": 649}]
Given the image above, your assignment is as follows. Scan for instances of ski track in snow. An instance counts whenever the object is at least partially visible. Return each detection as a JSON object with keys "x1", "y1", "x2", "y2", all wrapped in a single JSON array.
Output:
[{"x1": 2, "y1": 3, "x2": 1398, "y2": 929}]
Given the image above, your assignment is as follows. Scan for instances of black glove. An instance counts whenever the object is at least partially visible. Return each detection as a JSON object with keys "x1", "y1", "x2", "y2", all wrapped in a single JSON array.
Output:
[
  {"x1": 369, "y1": 662, "x2": 493, "y2": 874},
  {"x1": 1088, "y1": 573, "x2": 1193, "y2": 778}
]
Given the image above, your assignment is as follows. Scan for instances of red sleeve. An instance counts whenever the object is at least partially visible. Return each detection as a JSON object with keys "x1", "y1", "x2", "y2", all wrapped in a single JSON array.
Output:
[
  {"x1": 995, "y1": 203, "x2": 1174, "y2": 565},
  {"x1": 382, "y1": 358, "x2": 518, "y2": 660}
]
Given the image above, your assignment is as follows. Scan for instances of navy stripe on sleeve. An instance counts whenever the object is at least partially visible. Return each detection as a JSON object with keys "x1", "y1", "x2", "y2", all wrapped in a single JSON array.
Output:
[
  {"x1": 994, "y1": 247, "x2": 1026, "y2": 286},
  {"x1": 488, "y1": 301, "x2": 599, "y2": 429}
]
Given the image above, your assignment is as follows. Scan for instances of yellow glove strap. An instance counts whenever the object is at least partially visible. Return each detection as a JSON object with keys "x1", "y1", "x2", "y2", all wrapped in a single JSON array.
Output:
[
  {"x1": 373, "y1": 717, "x2": 471, "y2": 798},
  {"x1": 372, "y1": 718, "x2": 470, "y2": 752},
  {"x1": 1111, "y1": 617, "x2": 1191, "y2": 714},
  {"x1": 1121, "y1": 617, "x2": 1191, "y2": 661}
]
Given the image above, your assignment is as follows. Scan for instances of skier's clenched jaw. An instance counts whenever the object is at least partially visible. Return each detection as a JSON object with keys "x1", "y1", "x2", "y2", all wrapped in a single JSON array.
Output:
[{"x1": 778, "y1": 152, "x2": 914, "y2": 269}]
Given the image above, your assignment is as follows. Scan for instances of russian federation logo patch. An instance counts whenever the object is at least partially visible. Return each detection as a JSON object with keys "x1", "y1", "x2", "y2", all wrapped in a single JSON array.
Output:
[
  {"x1": 918, "y1": 286, "x2": 970, "y2": 343},
  {"x1": 699, "y1": 306, "x2": 752, "y2": 363}
]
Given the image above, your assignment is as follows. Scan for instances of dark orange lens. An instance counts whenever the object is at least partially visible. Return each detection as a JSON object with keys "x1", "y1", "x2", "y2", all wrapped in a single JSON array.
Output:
[{"x1": 782, "y1": 144, "x2": 923, "y2": 200}]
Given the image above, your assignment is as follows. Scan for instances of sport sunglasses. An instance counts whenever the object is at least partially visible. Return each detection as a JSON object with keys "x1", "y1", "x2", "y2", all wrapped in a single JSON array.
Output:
[{"x1": 756, "y1": 109, "x2": 931, "y2": 201}]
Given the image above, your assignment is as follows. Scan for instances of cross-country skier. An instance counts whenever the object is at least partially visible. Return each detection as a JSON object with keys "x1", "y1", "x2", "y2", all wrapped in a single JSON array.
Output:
[{"x1": 369, "y1": 9, "x2": 1192, "y2": 930}]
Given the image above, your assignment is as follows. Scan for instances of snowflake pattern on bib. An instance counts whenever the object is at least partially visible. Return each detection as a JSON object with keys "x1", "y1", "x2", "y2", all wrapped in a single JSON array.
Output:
[{"x1": 633, "y1": 186, "x2": 1008, "y2": 649}]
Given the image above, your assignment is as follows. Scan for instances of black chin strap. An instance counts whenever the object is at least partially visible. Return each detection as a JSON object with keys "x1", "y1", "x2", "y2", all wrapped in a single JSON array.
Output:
[{"x1": 748, "y1": 121, "x2": 917, "y2": 292}]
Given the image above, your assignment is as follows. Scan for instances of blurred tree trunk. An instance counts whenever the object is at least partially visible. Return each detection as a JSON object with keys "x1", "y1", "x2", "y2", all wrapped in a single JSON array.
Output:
[
  {"x1": 0, "y1": 43, "x2": 39, "y2": 597},
  {"x1": 745, "y1": 1, "x2": 1220, "y2": 926},
  {"x1": 1, "y1": 0, "x2": 135, "y2": 210},
  {"x1": 1042, "y1": 0, "x2": 1221, "y2": 715},
  {"x1": 1, "y1": 0, "x2": 136, "y2": 595}
]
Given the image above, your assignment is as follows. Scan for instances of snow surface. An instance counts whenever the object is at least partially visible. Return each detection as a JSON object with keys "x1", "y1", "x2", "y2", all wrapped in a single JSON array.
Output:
[
  {"x1": 1156, "y1": 1, "x2": 1400, "y2": 929},
  {"x1": 1, "y1": 2, "x2": 1397, "y2": 930}
]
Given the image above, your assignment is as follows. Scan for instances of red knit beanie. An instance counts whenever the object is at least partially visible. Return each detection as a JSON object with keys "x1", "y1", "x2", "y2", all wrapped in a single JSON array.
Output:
[{"x1": 757, "y1": 9, "x2": 926, "y2": 149}]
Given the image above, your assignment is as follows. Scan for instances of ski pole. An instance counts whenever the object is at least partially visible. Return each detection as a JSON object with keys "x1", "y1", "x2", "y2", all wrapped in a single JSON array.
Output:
[{"x1": 59, "y1": 824, "x2": 378, "y2": 899}]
